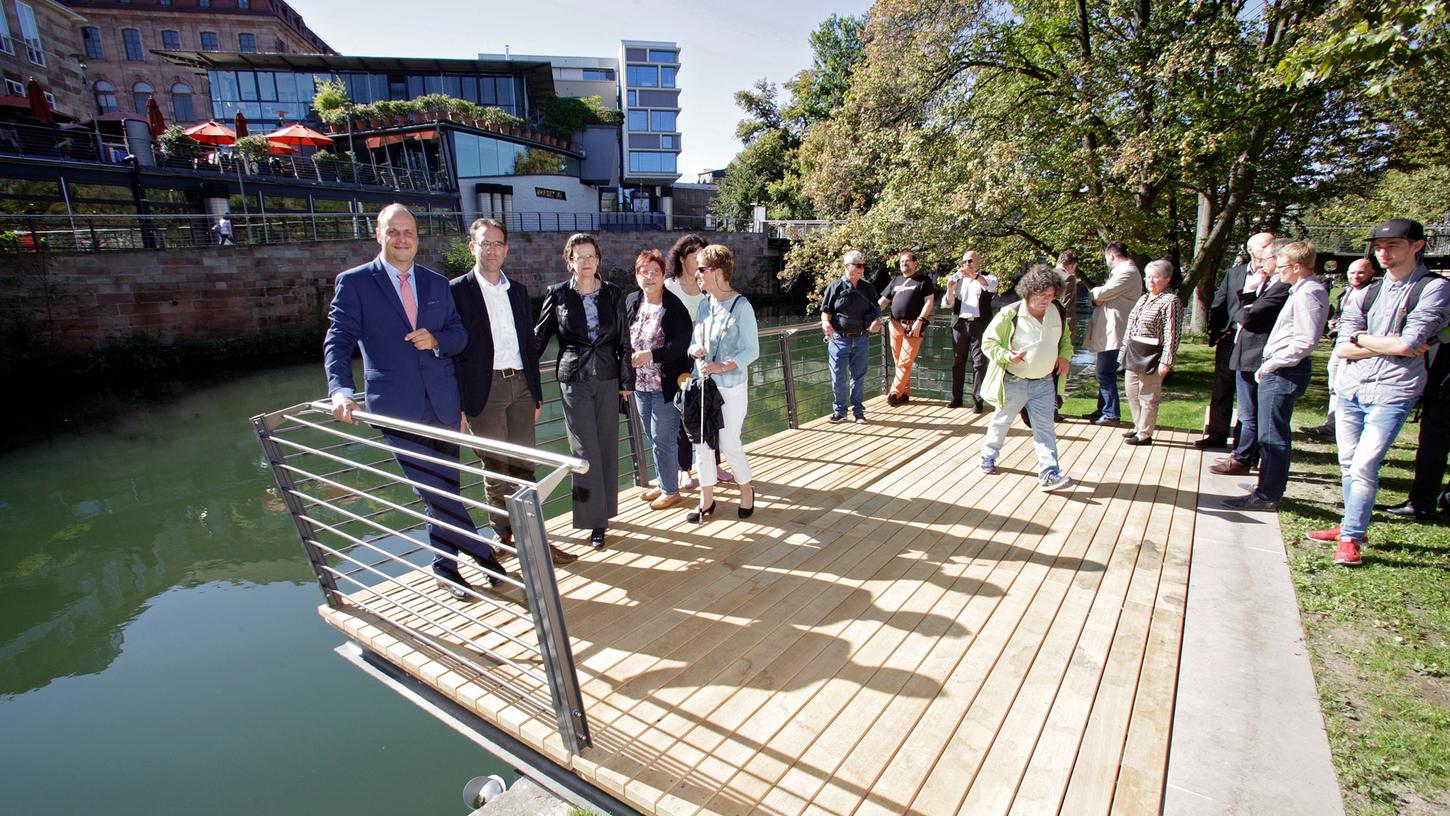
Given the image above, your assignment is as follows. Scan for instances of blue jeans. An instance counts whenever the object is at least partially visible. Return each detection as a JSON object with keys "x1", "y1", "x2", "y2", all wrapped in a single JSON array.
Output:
[
  {"x1": 828, "y1": 333, "x2": 870, "y2": 417},
  {"x1": 1254, "y1": 362, "x2": 1310, "y2": 501},
  {"x1": 1096, "y1": 350, "x2": 1121, "y2": 420},
  {"x1": 634, "y1": 389, "x2": 681, "y2": 495},
  {"x1": 1336, "y1": 395, "x2": 1415, "y2": 540},
  {"x1": 1231, "y1": 370, "x2": 1261, "y2": 466},
  {"x1": 982, "y1": 374, "x2": 1060, "y2": 476}
]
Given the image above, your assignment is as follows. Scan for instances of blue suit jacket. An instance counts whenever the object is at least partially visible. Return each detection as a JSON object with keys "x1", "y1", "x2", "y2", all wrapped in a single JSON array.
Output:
[{"x1": 323, "y1": 256, "x2": 468, "y2": 426}]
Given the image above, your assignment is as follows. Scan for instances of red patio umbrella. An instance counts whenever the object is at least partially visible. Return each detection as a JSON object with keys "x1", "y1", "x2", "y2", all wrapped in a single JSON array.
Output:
[
  {"x1": 267, "y1": 140, "x2": 298, "y2": 154},
  {"x1": 145, "y1": 97, "x2": 167, "y2": 137},
  {"x1": 233, "y1": 111, "x2": 248, "y2": 139},
  {"x1": 183, "y1": 120, "x2": 237, "y2": 145},
  {"x1": 262, "y1": 123, "x2": 334, "y2": 148},
  {"x1": 25, "y1": 77, "x2": 52, "y2": 123}
]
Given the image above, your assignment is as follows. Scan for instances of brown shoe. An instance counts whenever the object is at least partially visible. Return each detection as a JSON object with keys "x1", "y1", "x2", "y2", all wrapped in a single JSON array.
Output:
[
  {"x1": 650, "y1": 492, "x2": 683, "y2": 510},
  {"x1": 641, "y1": 487, "x2": 662, "y2": 502},
  {"x1": 549, "y1": 544, "x2": 578, "y2": 565},
  {"x1": 1209, "y1": 457, "x2": 1250, "y2": 475}
]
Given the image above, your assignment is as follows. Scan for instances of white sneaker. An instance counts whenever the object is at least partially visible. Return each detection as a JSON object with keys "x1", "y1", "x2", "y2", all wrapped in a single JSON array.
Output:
[{"x1": 1039, "y1": 470, "x2": 1072, "y2": 492}]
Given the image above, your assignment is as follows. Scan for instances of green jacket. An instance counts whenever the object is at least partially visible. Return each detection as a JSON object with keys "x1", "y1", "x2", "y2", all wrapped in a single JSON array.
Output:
[{"x1": 981, "y1": 302, "x2": 1074, "y2": 407}]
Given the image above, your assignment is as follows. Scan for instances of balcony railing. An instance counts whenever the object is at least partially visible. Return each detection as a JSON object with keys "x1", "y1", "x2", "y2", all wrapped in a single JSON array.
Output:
[
  {"x1": 0, "y1": 211, "x2": 464, "y2": 253},
  {"x1": 0, "y1": 119, "x2": 452, "y2": 193},
  {"x1": 481, "y1": 211, "x2": 739, "y2": 234}
]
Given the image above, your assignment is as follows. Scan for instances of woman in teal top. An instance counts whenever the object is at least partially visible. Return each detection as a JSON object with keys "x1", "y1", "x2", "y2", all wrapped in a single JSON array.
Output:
[{"x1": 686, "y1": 244, "x2": 759, "y2": 523}]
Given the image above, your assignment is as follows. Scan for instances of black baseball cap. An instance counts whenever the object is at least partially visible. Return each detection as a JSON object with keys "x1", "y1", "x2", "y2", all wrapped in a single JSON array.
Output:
[{"x1": 1369, "y1": 218, "x2": 1425, "y2": 242}]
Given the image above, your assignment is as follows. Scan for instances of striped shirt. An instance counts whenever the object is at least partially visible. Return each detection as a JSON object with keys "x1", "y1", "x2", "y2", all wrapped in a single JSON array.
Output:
[{"x1": 1123, "y1": 291, "x2": 1184, "y2": 369}]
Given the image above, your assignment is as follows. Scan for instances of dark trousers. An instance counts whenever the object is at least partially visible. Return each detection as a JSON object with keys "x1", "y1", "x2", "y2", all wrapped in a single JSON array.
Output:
[
  {"x1": 1231, "y1": 370, "x2": 1262, "y2": 466},
  {"x1": 1096, "y1": 349, "x2": 1121, "y2": 420},
  {"x1": 1254, "y1": 361, "x2": 1311, "y2": 501},
  {"x1": 951, "y1": 317, "x2": 989, "y2": 405},
  {"x1": 1206, "y1": 338, "x2": 1237, "y2": 438},
  {"x1": 1408, "y1": 350, "x2": 1450, "y2": 510},
  {"x1": 465, "y1": 371, "x2": 537, "y2": 538},
  {"x1": 382, "y1": 426, "x2": 503, "y2": 582},
  {"x1": 560, "y1": 376, "x2": 620, "y2": 529}
]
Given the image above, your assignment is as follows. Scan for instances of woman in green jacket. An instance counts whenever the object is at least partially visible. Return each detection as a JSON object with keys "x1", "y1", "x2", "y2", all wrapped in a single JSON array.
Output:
[{"x1": 979, "y1": 264, "x2": 1075, "y2": 492}]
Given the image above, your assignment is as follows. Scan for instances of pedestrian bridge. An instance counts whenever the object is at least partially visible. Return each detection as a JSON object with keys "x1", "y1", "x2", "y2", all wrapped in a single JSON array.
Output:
[{"x1": 260, "y1": 388, "x2": 1198, "y2": 815}]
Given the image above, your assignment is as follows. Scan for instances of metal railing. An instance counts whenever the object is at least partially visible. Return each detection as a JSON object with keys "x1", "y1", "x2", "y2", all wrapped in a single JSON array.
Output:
[
  {"x1": 249, "y1": 317, "x2": 965, "y2": 755},
  {"x1": 481, "y1": 211, "x2": 739, "y2": 235},
  {"x1": 0, "y1": 210, "x2": 464, "y2": 253},
  {"x1": 253, "y1": 400, "x2": 593, "y2": 754},
  {"x1": 0, "y1": 119, "x2": 450, "y2": 192}
]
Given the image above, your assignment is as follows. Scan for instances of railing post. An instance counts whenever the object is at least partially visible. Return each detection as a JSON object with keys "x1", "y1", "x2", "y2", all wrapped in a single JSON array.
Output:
[
  {"x1": 779, "y1": 332, "x2": 799, "y2": 430},
  {"x1": 507, "y1": 486, "x2": 591, "y2": 754},
  {"x1": 252, "y1": 414, "x2": 342, "y2": 607},
  {"x1": 624, "y1": 397, "x2": 650, "y2": 488},
  {"x1": 880, "y1": 324, "x2": 892, "y2": 395}
]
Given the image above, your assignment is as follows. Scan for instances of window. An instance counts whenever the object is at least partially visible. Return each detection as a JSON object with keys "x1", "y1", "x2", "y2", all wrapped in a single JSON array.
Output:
[
  {"x1": 158, "y1": 0, "x2": 170, "y2": 5},
  {"x1": 171, "y1": 83, "x2": 194, "y2": 122},
  {"x1": 626, "y1": 66, "x2": 657, "y2": 87},
  {"x1": 627, "y1": 90, "x2": 636, "y2": 107},
  {"x1": 15, "y1": 2, "x2": 45, "y2": 66},
  {"x1": 238, "y1": 0, "x2": 250, "y2": 7},
  {"x1": 82, "y1": 26, "x2": 103, "y2": 59},
  {"x1": 5, "y1": 78, "x2": 22, "y2": 96},
  {"x1": 661, "y1": 66, "x2": 677, "y2": 88},
  {"x1": 0, "y1": 9, "x2": 12, "y2": 55},
  {"x1": 660, "y1": 135, "x2": 675, "y2": 149},
  {"x1": 161, "y1": 30, "x2": 181, "y2": 50},
  {"x1": 43, "y1": 91, "x2": 54, "y2": 107},
  {"x1": 627, "y1": 110, "x2": 647, "y2": 131},
  {"x1": 94, "y1": 80, "x2": 117, "y2": 114},
  {"x1": 649, "y1": 110, "x2": 676, "y2": 132},
  {"x1": 132, "y1": 82, "x2": 154, "y2": 113},
  {"x1": 629, "y1": 151, "x2": 677, "y2": 174},
  {"x1": 198, "y1": 0, "x2": 210, "y2": 6},
  {"x1": 238, "y1": 33, "x2": 256, "y2": 52},
  {"x1": 648, "y1": 49, "x2": 677, "y2": 64},
  {"x1": 200, "y1": 32, "x2": 218, "y2": 52},
  {"x1": 581, "y1": 68, "x2": 614, "y2": 81},
  {"x1": 122, "y1": 28, "x2": 143, "y2": 62}
]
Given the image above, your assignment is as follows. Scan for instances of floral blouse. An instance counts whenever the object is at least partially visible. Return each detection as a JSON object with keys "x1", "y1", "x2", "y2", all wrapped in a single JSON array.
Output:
[{"x1": 631, "y1": 302, "x2": 666, "y2": 392}]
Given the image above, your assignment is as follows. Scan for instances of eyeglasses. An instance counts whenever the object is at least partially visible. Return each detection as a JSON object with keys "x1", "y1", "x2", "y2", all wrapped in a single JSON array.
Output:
[
  {"x1": 699, "y1": 265, "x2": 723, "y2": 273},
  {"x1": 846, "y1": 262, "x2": 865, "y2": 268},
  {"x1": 572, "y1": 254, "x2": 599, "y2": 263},
  {"x1": 474, "y1": 240, "x2": 507, "y2": 249}
]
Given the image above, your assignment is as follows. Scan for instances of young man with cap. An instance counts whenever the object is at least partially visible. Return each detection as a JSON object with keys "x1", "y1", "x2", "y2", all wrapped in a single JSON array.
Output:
[
  {"x1": 1308, "y1": 219, "x2": 1450, "y2": 566},
  {"x1": 821, "y1": 249, "x2": 882, "y2": 423}
]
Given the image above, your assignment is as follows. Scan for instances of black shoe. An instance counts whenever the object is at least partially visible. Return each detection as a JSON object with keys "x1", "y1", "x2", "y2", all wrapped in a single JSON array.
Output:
[
  {"x1": 590, "y1": 527, "x2": 607, "y2": 549},
  {"x1": 1298, "y1": 423, "x2": 1334, "y2": 439},
  {"x1": 1224, "y1": 493, "x2": 1277, "y2": 510},
  {"x1": 686, "y1": 501, "x2": 716, "y2": 524},
  {"x1": 1123, "y1": 429, "x2": 1138, "y2": 439},
  {"x1": 434, "y1": 575, "x2": 473, "y2": 601},
  {"x1": 897, "y1": 394, "x2": 910, "y2": 405},
  {"x1": 1125, "y1": 436, "x2": 1154, "y2": 446},
  {"x1": 1080, "y1": 410, "x2": 1103, "y2": 422},
  {"x1": 948, "y1": 400, "x2": 964, "y2": 408},
  {"x1": 886, "y1": 393, "x2": 901, "y2": 406},
  {"x1": 829, "y1": 412, "x2": 847, "y2": 423},
  {"x1": 738, "y1": 487, "x2": 755, "y2": 519},
  {"x1": 1379, "y1": 501, "x2": 1435, "y2": 520},
  {"x1": 973, "y1": 400, "x2": 986, "y2": 414},
  {"x1": 1193, "y1": 435, "x2": 1229, "y2": 450},
  {"x1": 1054, "y1": 411, "x2": 1065, "y2": 422}
]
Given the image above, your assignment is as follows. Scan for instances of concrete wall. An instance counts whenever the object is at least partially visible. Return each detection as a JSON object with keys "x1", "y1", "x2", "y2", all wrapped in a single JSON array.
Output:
[{"x1": 2, "y1": 228, "x2": 774, "y2": 354}]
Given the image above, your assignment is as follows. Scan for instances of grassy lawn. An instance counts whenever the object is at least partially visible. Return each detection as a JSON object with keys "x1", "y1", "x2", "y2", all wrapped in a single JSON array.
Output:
[{"x1": 1062, "y1": 338, "x2": 1450, "y2": 815}]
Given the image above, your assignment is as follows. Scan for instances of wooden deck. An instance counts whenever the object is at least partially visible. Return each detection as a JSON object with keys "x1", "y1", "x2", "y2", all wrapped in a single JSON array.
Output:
[{"x1": 320, "y1": 397, "x2": 1200, "y2": 815}]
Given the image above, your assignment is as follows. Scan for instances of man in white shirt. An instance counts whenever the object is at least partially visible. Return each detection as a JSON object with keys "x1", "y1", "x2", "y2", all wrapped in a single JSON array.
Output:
[
  {"x1": 450, "y1": 218, "x2": 576, "y2": 566},
  {"x1": 943, "y1": 249, "x2": 998, "y2": 411}
]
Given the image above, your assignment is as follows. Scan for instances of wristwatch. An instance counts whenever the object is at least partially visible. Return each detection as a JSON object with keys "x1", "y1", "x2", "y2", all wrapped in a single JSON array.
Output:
[{"x1": 1351, "y1": 332, "x2": 1364, "y2": 346}]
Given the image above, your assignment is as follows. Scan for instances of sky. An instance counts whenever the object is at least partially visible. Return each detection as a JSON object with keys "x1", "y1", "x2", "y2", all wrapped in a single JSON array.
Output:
[{"x1": 282, "y1": 0, "x2": 873, "y2": 179}]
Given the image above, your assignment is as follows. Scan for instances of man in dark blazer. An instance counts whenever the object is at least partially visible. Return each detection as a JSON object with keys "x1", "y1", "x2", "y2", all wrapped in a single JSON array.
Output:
[
  {"x1": 324, "y1": 204, "x2": 507, "y2": 599},
  {"x1": 1196, "y1": 231, "x2": 1274, "y2": 449},
  {"x1": 451, "y1": 218, "x2": 577, "y2": 566},
  {"x1": 1211, "y1": 237, "x2": 1292, "y2": 475}
]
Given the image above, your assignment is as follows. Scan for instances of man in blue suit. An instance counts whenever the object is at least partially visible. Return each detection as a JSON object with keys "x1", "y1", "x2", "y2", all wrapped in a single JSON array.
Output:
[{"x1": 324, "y1": 204, "x2": 506, "y2": 600}]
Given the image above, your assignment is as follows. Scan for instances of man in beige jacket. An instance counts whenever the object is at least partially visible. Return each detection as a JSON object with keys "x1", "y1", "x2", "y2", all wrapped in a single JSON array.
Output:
[{"x1": 1082, "y1": 240, "x2": 1143, "y2": 424}]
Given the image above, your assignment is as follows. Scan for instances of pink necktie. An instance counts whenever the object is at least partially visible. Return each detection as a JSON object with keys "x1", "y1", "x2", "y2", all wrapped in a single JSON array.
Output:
[{"x1": 398, "y1": 271, "x2": 418, "y2": 329}]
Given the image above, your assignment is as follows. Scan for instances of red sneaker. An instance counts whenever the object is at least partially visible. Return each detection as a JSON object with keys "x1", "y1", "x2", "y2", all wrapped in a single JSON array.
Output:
[
  {"x1": 1306, "y1": 526, "x2": 1340, "y2": 542},
  {"x1": 1333, "y1": 538, "x2": 1363, "y2": 566}
]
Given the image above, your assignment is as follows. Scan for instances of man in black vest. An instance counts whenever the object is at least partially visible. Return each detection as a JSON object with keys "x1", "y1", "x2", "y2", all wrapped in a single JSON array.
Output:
[
  {"x1": 1196, "y1": 231, "x2": 1274, "y2": 449},
  {"x1": 943, "y1": 249, "x2": 998, "y2": 412},
  {"x1": 450, "y1": 217, "x2": 577, "y2": 565},
  {"x1": 1211, "y1": 238, "x2": 1292, "y2": 475}
]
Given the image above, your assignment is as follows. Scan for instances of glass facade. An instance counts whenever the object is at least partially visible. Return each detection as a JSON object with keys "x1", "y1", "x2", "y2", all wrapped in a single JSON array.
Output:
[
  {"x1": 337, "y1": 71, "x2": 523, "y2": 116},
  {"x1": 208, "y1": 69, "x2": 318, "y2": 129},
  {"x1": 453, "y1": 131, "x2": 580, "y2": 178},
  {"x1": 628, "y1": 151, "x2": 676, "y2": 174}
]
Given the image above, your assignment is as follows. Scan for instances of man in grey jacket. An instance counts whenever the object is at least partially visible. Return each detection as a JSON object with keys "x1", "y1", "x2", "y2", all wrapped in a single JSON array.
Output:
[{"x1": 1081, "y1": 241, "x2": 1143, "y2": 425}]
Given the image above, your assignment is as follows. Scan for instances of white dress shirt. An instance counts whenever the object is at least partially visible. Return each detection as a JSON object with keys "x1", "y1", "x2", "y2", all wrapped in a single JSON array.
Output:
[
  {"x1": 476, "y1": 268, "x2": 524, "y2": 371},
  {"x1": 953, "y1": 272, "x2": 999, "y2": 319}
]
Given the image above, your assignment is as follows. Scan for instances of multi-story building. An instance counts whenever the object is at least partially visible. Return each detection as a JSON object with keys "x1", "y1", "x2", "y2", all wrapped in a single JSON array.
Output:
[
  {"x1": 59, "y1": 0, "x2": 331, "y2": 125},
  {"x1": 0, "y1": 0, "x2": 87, "y2": 118}
]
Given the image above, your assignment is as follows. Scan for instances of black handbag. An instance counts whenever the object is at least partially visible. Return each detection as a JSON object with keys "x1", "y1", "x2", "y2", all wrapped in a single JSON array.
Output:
[{"x1": 1121, "y1": 334, "x2": 1163, "y2": 374}]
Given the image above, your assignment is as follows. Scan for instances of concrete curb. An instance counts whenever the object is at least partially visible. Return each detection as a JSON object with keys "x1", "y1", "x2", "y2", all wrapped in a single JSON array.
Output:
[{"x1": 1164, "y1": 455, "x2": 1344, "y2": 814}]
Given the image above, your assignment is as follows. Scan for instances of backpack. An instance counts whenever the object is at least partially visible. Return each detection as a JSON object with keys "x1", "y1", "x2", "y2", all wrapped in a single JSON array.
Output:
[{"x1": 1355, "y1": 271, "x2": 1447, "y2": 341}]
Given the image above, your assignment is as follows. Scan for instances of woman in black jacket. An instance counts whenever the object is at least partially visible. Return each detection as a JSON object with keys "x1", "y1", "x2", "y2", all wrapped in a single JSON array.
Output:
[
  {"x1": 625, "y1": 248, "x2": 693, "y2": 511},
  {"x1": 535, "y1": 234, "x2": 634, "y2": 549}
]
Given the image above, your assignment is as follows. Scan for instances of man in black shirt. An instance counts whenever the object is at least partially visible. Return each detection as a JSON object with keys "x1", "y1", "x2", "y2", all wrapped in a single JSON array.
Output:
[
  {"x1": 878, "y1": 250, "x2": 937, "y2": 405},
  {"x1": 821, "y1": 249, "x2": 883, "y2": 422}
]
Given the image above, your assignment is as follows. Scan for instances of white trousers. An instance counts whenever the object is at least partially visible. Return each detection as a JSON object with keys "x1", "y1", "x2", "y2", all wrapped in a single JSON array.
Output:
[{"x1": 696, "y1": 381, "x2": 752, "y2": 486}]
